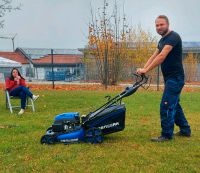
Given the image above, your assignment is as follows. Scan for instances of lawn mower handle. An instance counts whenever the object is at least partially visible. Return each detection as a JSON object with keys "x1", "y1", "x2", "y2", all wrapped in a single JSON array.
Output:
[
  {"x1": 119, "y1": 73, "x2": 149, "y2": 98},
  {"x1": 84, "y1": 73, "x2": 150, "y2": 120},
  {"x1": 133, "y1": 73, "x2": 148, "y2": 84}
]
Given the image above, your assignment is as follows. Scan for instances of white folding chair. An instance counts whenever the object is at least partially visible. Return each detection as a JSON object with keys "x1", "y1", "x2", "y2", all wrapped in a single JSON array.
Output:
[{"x1": 0, "y1": 73, "x2": 35, "y2": 113}]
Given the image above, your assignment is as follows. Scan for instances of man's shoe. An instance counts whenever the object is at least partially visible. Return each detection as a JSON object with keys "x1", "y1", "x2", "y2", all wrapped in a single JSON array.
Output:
[
  {"x1": 174, "y1": 131, "x2": 191, "y2": 137},
  {"x1": 151, "y1": 136, "x2": 171, "y2": 142},
  {"x1": 32, "y1": 95, "x2": 39, "y2": 101},
  {"x1": 18, "y1": 109, "x2": 25, "y2": 115}
]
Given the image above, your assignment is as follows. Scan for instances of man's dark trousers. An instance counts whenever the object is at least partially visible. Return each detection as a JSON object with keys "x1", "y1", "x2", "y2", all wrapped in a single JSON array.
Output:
[{"x1": 160, "y1": 76, "x2": 191, "y2": 139}]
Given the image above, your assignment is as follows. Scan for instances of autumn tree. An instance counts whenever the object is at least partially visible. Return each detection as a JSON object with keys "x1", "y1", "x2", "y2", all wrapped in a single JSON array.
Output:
[
  {"x1": 87, "y1": 0, "x2": 157, "y2": 87},
  {"x1": 88, "y1": 0, "x2": 130, "y2": 88},
  {"x1": 126, "y1": 25, "x2": 157, "y2": 64},
  {"x1": 123, "y1": 25, "x2": 158, "y2": 82},
  {"x1": 184, "y1": 52, "x2": 199, "y2": 82}
]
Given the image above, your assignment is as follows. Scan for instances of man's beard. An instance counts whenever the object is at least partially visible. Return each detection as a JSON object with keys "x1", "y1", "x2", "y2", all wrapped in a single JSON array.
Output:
[{"x1": 158, "y1": 29, "x2": 169, "y2": 36}]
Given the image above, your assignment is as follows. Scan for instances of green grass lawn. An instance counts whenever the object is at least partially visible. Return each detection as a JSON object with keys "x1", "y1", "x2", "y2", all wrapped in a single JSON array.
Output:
[{"x1": 0, "y1": 90, "x2": 200, "y2": 173}]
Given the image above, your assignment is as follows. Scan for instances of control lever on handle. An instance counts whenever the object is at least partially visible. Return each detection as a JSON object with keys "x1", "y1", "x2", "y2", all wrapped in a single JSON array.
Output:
[
  {"x1": 133, "y1": 73, "x2": 147, "y2": 83},
  {"x1": 141, "y1": 75, "x2": 151, "y2": 90},
  {"x1": 133, "y1": 73, "x2": 150, "y2": 89}
]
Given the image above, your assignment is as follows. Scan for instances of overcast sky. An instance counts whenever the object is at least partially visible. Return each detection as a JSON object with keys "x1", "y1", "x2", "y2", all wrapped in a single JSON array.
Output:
[{"x1": 0, "y1": 0, "x2": 200, "y2": 51}]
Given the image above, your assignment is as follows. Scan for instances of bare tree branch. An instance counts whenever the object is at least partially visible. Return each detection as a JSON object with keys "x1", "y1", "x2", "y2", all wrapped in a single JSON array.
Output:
[{"x1": 0, "y1": 0, "x2": 21, "y2": 28}]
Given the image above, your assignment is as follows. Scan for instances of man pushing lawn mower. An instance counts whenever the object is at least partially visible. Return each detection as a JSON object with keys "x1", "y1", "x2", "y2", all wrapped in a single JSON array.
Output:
[
  {"x1": 137, "y1": 15, "x2": 191, "y2": 142},
  {"x1": 41, "y1": 15, "x2": 191, "y2": 145}
]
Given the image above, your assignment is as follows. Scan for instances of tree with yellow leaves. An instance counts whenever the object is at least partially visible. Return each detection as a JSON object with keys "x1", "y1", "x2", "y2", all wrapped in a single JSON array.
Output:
[
  {"x1": 184, "y1": 52, "x2": 199, "y2": 82},
  {"x1": 88, "y1": 0, "x2": 129, "y2": 88},
  {"x1": 88, "y1": 0, "x2": 157, "y2": 87}
]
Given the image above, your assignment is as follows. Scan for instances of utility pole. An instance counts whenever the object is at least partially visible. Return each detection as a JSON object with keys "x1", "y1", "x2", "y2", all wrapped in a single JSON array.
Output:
[
  {"x1": 51, "y1": 49, "x2": 55, "y2": 89},
  {"x1": 103, "y1": 0, "x2": 108, "y2": 89},
  {"x1": 157, "y1": 65, "x2": 160, "y2": 91}
]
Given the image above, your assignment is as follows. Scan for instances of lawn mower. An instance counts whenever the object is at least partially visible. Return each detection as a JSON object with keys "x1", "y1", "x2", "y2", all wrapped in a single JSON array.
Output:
[{"x1": 40, "y1": 74, "x2": 150, "y2": 145}]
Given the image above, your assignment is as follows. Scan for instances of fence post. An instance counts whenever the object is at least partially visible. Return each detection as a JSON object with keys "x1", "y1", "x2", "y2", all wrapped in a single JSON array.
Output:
[
  {"x1": 51, "y1": 49, "x2": 55, "y2": 89},
  {"x1": 157, "y1": 65, "x2": 160, "y2": 91}
]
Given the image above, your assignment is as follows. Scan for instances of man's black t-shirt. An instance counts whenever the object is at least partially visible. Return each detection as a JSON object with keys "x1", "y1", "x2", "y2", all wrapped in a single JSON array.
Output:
[{"x1": 157, "y1": 31, "x2": 184, "y2": 81}]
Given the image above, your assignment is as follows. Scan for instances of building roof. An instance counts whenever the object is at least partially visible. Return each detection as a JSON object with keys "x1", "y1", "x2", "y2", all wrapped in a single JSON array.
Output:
[
  {"x1": 17, "y1": 48, "x2": 83, "y2": 59},
  {"x1": 0, "y1": 52, "x2": 29, "y2": 64},
  {"x1": 183, "y1": 42, "x2": 200, "y2": 48},
  {"x1": 32, "y1": 54, "x2": 82, "y2": 65},
  {"x1": 0, "y1": 56, "x2": 22, "y2": 67},
  {"x1": 116, "y1": 41, "x2": 200, "y2": 52},
  {"x1": 182, "y1": 42, "x2": 200, "y2": 54}
]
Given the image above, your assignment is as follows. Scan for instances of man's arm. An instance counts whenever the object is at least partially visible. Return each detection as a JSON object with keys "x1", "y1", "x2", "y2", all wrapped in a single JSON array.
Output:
[
  {"x1": 143, "y1": 49, "x2": 160, "y2": 69},
  {"x1": 137, "y1": 45, "x2": 173, "y2": 74}
]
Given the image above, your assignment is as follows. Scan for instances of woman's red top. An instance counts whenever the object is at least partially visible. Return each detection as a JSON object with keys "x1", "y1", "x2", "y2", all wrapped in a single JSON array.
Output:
[{"x1": 5, "y1": 78, "x2": 26, "y2": 92}]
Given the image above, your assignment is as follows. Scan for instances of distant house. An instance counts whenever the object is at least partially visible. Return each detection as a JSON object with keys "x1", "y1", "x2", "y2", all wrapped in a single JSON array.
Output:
[
  {"x1": 182, "y1": 42, "x2": 200, "y2": 59},
  {"x1": 31, "y1": 54, "x2": 82, "y2": 80},
  {"x1": 0, "y1": 51, "x2": 31, "y2": 78},
  {"x1": 0, "y1": 48, "x2": 84, "y2": 81},
  {"x1": 0, "y1": 57, "x2": 22, "y2": 78},
  {"x1": 15, "y1": 48, "x2": 84, "y2": 81},
  {"x1": 124, "y1": 41, "x2": 200, "y2": 58}
]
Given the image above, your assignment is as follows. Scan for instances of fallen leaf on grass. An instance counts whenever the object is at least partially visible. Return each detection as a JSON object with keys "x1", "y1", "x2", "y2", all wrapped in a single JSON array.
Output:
[{"x1": 0, "y1": 124, "x2": 18, "y2": 129}]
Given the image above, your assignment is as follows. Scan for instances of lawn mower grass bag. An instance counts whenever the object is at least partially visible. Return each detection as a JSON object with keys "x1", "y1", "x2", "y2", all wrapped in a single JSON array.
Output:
[{"x1": 40, "y1": 74, "x2": 149, "y2": 145}]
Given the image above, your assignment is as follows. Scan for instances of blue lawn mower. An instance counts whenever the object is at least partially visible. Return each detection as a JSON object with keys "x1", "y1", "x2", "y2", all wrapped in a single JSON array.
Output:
[{"x1": 40, "y1": 74, "x2": 150, "y2": 145}]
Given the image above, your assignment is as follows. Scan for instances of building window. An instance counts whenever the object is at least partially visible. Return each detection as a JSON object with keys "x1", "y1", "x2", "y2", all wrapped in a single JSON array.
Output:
[{"x1": 57, "y1": 68, "x2": 66, "y2": 72}]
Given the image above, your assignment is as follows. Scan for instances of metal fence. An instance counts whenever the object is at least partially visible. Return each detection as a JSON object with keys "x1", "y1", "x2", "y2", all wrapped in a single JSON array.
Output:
[
  {"x1": 0, "y1": 53, "x2": 199, "y2": 88},
  {"x1": 82, "y1": 60, "x2": 200, "y2": 84}
]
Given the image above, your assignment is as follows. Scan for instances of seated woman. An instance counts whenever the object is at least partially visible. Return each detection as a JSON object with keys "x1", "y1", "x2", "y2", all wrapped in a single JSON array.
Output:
[{"x1": 6, "y1": 68, "x2": 39, "y2": 115}]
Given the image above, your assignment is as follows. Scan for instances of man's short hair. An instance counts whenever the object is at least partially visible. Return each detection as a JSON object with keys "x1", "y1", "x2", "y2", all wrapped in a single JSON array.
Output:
[{"x1": 156, "y1": 15, "x2": 169, "y2": 24}]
